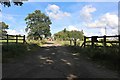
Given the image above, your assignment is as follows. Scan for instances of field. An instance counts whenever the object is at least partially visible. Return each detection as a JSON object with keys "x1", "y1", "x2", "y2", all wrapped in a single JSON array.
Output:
[
  {"x1": 0, "y1": 40, "x2": 24, "y2": 43},
  {"x1": 55, "y1": 40, "x2": 84, "y2": 46},
  {"x1": 55, "y1": 40, "x2": 118, "y2": 47}
]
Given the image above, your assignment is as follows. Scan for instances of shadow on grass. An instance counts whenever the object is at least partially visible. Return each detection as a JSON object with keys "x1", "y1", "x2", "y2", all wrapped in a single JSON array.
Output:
[
  {"x1": 68, "y1": 45, "x2": 120, "y2": 74},
  {"x1": 2, "y1": 42, "x2": 40, "y2": 63},
  {"x1": 43, "y1": 42, "x2": 54, "y2": 44}
]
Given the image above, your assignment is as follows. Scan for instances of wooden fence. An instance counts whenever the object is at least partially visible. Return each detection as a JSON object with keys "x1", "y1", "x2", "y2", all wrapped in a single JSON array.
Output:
[
  {"x1": 81, "y1": 35, "x2": 120, "y2": 48},
  {"x1": 0, "y1": 34, "x2": 26, "y2": 44}
]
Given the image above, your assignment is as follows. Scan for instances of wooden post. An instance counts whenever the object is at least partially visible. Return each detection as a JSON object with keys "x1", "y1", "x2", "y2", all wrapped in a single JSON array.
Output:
[
  {"x1": 74, "y1": 38, "x2": 77, "y2": 46},
  {"x1": 103, "y1": 35, "x2": 106, "y2": 47},
  {"x1": 91, "y1": 36, "x2": 94, "y2": 48},
  {"x1": 16, "y1": 35, "x2": 18, "y2": 44},
  {"x1": 23, "y1": 35, "x2": 25, "y2": 43},
  {"x1": 70, "y1": 39, "x2": 72, "y2": 46},
  {"x1": 84, "y1": 36, "x2": 86, "y2": 48},
  {"x1": 7, "y1": 34, "x2": 8, "y2": 44},
  {"x1": 119, "y1": 35, "x2": 120, "y2": 47}
]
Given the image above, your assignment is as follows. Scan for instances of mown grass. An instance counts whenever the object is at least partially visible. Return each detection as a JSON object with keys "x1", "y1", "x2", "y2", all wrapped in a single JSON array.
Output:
[
  {"x1": 2, "y1": 41, "x2": 42, "y2": 63},
  {"x1": 69, "y1": 45, "x2": 120, "y2": 72},
  {"x1": 55, "y1": 40, "x2": 83, "y2": 46},
  {"x1": 0, "y1": 40, "x2": 24, "y2": 43}
]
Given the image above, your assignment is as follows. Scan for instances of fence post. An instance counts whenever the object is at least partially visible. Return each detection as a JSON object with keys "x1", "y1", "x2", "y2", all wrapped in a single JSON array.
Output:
[
  {"x1": 23, "y1": 35, "x2": 25, "y2": 43},
  {"x1": 84, "y1": 36, "x2": 86, "y2": 48},
  {"x1": 7, "y1": 34, "x2": 8, "y2": 44},
  {"x1": 103, "y1": 35, "x2": 106, "y2": 47},
  {"x1": 91, "y1": 36, "x2": 94, "y2": 48},
  {"x1": 70, "y1": 39, "x2": 72, "y2": 46},
  {"x1": 74, "y1": 38, "x2": 77, "y2": 46},
  {"x1": 119, "y1": 35, "x2": 120, "y2": 47},
  {"x1": 16, "y1": 35, "x2": 18, "y2": 44}
]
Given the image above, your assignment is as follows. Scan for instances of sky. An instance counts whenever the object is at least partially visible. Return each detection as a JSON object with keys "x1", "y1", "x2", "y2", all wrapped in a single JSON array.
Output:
[{"x1": 0, "y1": 1, "x2": 119, "y2": 37}]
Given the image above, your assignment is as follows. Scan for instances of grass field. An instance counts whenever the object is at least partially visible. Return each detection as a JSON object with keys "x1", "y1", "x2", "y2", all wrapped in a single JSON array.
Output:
[
  {"x1": 55, "y1": 40, "x2": 84, "y2": 46},
  {"x1": 56, "y1": 40, "x2": 119, "y2": 47},
  {"x1": 0, "y1": 40, "x2": 24, "y2": 43}
]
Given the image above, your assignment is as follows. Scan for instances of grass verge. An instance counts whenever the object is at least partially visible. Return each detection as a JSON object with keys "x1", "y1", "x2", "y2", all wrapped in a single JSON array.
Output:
[
  {"x1": 2, "y1": 42, "x2": 40, "y2": 63},
  {"x1": 68, "y1": 46, "x2": 120, "y2": 72}
]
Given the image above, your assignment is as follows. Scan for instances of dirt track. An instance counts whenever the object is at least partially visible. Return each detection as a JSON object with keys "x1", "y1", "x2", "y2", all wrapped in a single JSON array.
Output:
[{"x1": 2, "y1": 41, "x2": 120, "y2": 79}]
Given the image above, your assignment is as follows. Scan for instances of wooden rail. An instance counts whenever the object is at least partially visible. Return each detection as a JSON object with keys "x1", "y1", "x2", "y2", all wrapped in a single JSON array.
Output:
[
  {"x1": 0, "y1": 34, "x2": 26, "y2": 44},
  {"x1": 81, "y1": 35, "x2": 120, "y2": 48}
]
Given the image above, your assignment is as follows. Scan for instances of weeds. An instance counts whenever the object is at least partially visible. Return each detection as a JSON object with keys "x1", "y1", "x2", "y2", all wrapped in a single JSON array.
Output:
[
  {"x1": 69, "y1": 46, "x2": 120, "y2": 71},
  {"x1": 2, "y1": 43, "x2": 40, "y2": 63}
]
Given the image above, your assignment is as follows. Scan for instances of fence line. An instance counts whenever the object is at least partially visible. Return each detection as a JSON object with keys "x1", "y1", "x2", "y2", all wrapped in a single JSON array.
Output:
[
  {"x1": 81, "y1": 35, "x2": 120, "y2": 48},
  {"x1": 0, "y1": 34, "x2": 26, "y2": 44}
]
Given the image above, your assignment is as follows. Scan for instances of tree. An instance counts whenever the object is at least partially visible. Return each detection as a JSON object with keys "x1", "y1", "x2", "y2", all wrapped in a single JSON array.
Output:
[
  {"x1": 0, "y1": 0, "x2": 23, "y2": 7},
  {"x1": 0, "y1": 22, "x2": 9, "y2": 35},
  {"x1": 54, "y1": 28, "x2": 84, "y2": 41},
  {"x1": 25, "y1": 10, "x2": 52, "y2": 40}
]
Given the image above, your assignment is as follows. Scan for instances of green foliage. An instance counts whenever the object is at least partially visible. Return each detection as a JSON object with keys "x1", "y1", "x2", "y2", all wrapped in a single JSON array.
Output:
[
  {"x1": 25, "y1": 10, "x2": 52, "y2": 40},
  {"x1": 41, "y1": 39, "x2": 46, "y2": 44},
  {"x1": 27, "y1": 40, "x2": 42, "y2": 46},
  {"x1": 0, "y1": 22, "x2": 9, "y2": 35},
  {"x1": 0, "y1": 1, "x2": 23, "y2": 7},
  {"x1": 54, "y1": 28, "x2": 84, "y2": 41}
]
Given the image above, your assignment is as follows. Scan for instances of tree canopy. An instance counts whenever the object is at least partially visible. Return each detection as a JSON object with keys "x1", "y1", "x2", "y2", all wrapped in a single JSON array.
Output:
[
  {"x1": 25, "y1": 10, "x2": 52, "y2": 40},
  {"x1": 54, "y1": 28, "x2": 84, "y2": 41},
  {"x1": 0, "y1": 22, "x2": 9, "y2": 35},
  {"x1": 0, "y1": 0, "x2": 23, "y2": 7}
]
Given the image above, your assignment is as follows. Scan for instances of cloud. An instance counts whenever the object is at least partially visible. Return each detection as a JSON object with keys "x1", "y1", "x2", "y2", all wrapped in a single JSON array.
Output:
[
  {"x1": 7, "y1": 29, "x2": 20, "y2": 35},
  {"x1": 100, "y1": 28, "x2": 106, "y2": 35},
  {"x1": 0, "y1": 12, "x2": 2, "y2": 21},
  {"x1": 87, "y1": 13, "x2": 118, "y2": 29},
  {"x1": 80, "y1": 5, "x2": 96, "y2": 22},
  {"x1": 46, "y1": 4, "x2": 71, "y2": 20},
  {"x1": 84, "y1": 31, "x2": 99, "y2": 37},
  {"x1": 119, "y1": 27, "x2": 120, "y2": 35},
  {"x1": 7, "y1": 29, "x2": 27, "y2": 36},
  {"x1": 66, "y1": 25, "x2": 78, "y2": 31},
  {"x1": 101, "y1": 28, "x2": 118, "y2": 36}
]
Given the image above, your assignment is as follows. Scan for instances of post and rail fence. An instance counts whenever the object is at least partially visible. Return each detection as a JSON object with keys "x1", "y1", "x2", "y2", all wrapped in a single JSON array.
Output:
[
  {"x1": 81, "y1": 35, "x2": 120, "y2": 48},
  {"x1": 0, "y1": 34, "x2": 26, "y2": 44}
]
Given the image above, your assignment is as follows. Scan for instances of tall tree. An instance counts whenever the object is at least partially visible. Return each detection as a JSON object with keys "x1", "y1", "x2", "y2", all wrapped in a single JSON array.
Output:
[
  {"x1": 0, "y1": 22, "x2": 9, "y2": 35},
  {"x1": 25, "y1": 10, "x2": 52, "y2": 40},
  {"x1": 54, "y1": 29, "x2": 84, "y2": 41}
]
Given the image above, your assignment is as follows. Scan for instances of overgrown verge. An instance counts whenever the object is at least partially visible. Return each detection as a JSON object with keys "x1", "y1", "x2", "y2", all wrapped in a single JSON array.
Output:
[
  {"x1": 2, "y1": 43, "x2": 40, "y2": 63},
  {"x1": 69, "y1": 45, "x2": 120, "y2": 72}
]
